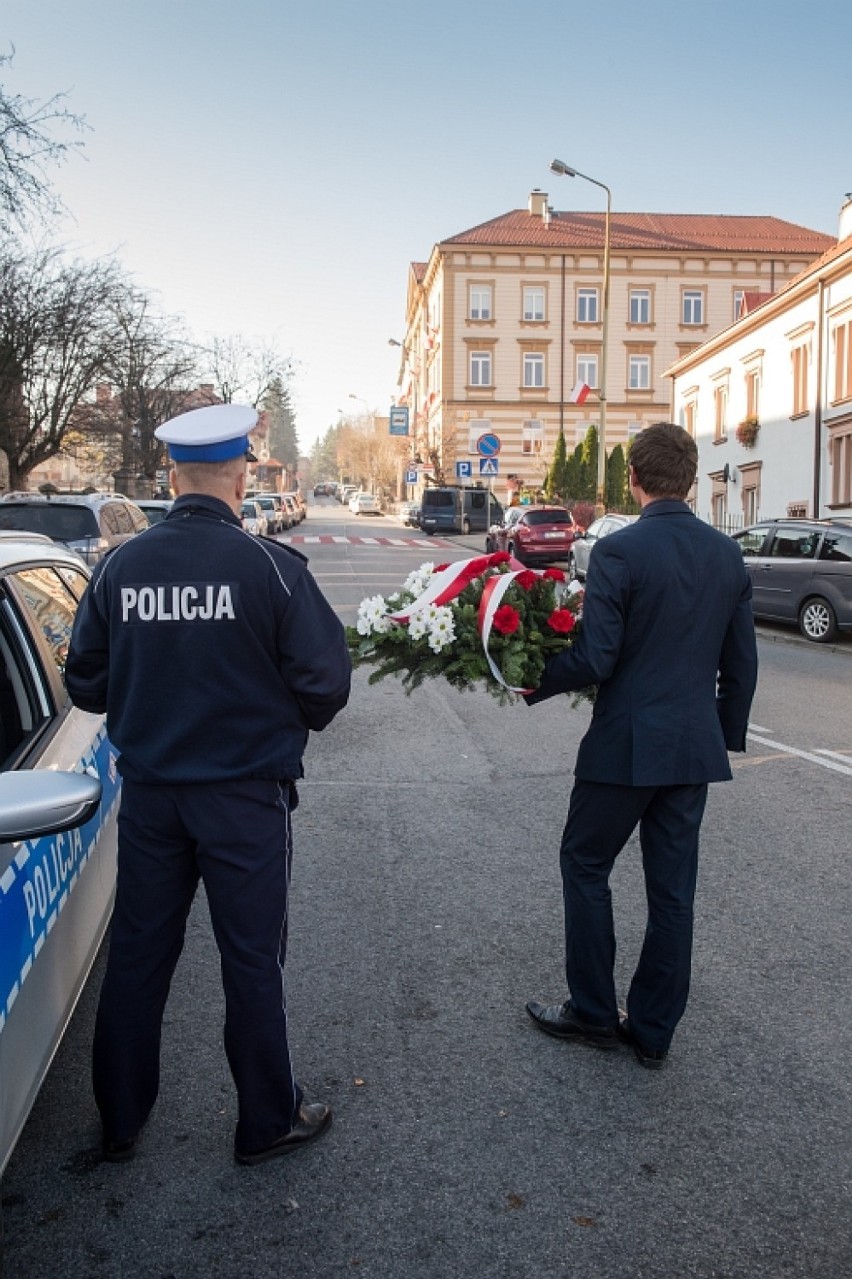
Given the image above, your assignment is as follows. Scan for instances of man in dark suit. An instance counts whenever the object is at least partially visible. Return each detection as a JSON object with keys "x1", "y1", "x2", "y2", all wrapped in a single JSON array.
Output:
[{"x1": 525, "y1": 423, "x2": 757, "y2": 1068}]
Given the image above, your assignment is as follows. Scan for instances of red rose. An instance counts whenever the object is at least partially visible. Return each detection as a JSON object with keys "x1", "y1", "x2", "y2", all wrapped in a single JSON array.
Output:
[
  {"x1": 492, "y1": 604, "x2": 521, "y2": 635},
  {"x1": 543, "y1": 567, "x2": 566, "y2": 582},
  {"x1": 515, "y1": 570, "x2": 537, "y2": 591},
  {"x1": 490, "y1": 551, "x2": 511, "y2": 565},
  {"x1": 547, "y1": 608, "x2": 576, "y2": 634}
]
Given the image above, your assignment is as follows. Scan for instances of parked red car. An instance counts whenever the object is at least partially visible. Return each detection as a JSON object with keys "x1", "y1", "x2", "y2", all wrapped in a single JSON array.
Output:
[{"x1": 492, "y1": 505, "x2": 576, "y2": 566}]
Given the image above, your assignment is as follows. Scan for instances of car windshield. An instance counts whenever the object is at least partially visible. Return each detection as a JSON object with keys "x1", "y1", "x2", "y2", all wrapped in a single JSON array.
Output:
[
  {"x1": 525, "y1": 510, "x2": 572, "y2": 526},
  {"x1": 0, "y1": 503, "x2": 99, "y2": 542}
]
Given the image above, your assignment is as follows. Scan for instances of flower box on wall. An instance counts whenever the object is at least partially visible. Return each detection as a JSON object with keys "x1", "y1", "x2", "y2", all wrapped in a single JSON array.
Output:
[{"x1": 735, "y1": 417, "x2": 760, "y2": 449}]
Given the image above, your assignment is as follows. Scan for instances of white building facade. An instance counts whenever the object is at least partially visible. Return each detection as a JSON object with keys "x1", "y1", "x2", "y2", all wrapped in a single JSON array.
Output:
[{"x1": 667, "y1": 200, "x2": 852, "y2": 528}]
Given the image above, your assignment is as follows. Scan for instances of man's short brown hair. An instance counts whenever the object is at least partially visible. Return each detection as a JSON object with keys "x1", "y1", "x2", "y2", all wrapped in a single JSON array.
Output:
[{"x1": 629, "y1": 423, "x2": 697, "y2": 499}]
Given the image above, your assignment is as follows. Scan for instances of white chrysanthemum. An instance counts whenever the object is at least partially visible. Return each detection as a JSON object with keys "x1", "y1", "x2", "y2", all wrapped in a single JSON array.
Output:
[
  {"x1": 408, "y1": 613, "x2": 429, "y2": 640},
  {"x1": 403, "y1": 562, "x2": 435, "y2": 594},
  {"x1": 427, "y1": 607, "x2": 456, "y2": 652},
  {"x1": 355, "y1": 594, "x2": 388, "y2": 636},
  {"x1": 372, "y1": 614, "x2": 394, "y2": 634}
]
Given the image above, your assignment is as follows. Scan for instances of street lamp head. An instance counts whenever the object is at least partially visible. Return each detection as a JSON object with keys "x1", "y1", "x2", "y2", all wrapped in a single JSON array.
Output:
[
  {"x1": 550, "y1": 158, "x2": 577, "y2": 178},
  {"x1": 388, "y1": 338, "x2": 402, "y2": 347}
]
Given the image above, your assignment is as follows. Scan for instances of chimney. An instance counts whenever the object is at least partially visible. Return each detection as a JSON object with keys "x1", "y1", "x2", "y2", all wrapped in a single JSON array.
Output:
[
  {"x1": 840, "y1": 195, "x2": 852, "y2": 242},
  {"x1": 528, "y1": 189, "x2": 548, "y2": 219}
]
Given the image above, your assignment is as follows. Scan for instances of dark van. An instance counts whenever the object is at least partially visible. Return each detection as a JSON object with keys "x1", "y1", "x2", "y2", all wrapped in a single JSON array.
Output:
[{"x1": 420, "y1": 486, "x2": 503, "y2": 536}]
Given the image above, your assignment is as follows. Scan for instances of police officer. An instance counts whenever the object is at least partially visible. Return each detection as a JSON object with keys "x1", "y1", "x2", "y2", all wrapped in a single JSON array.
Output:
[{"x1": 66, "y1": 403, "x2": 351, "y2": 1165}]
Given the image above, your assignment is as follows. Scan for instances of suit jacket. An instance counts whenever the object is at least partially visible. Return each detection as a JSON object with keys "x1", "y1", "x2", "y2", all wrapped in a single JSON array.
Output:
[{"x1": 526, "y1": 500, "x2": 758, "y2": 786}]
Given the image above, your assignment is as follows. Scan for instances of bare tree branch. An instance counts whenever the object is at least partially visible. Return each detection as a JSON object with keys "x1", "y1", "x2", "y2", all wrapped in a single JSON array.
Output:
[{"x1": 0, "y1": 48, "x2": 88, "y2": 233}]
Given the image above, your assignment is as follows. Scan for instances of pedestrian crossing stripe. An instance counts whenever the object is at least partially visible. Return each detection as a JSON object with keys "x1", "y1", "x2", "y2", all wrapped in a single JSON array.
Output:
[{"x1": 285, "y1": 535, "x2": 455, "y2": 548}]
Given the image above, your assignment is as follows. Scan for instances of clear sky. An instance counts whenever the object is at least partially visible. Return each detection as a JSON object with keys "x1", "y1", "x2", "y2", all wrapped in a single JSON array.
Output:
[{"x1": 4, "y1": 0, "x2": 851, "y2": 454}]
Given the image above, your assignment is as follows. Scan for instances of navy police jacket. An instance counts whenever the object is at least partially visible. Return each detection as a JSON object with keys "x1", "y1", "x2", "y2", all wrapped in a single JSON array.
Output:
[
  {"x1": 66, "y1": 494, "x2": 351, "y2": 784},
  {"x1": 526, "y1": 500, "x2": 758, "y2": 787}
]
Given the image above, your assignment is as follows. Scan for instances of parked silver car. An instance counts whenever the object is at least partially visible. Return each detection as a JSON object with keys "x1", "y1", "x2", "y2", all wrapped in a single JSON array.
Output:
[
  {"x1": 569, "y1": 513, "x2": 638, "y2": 581},
  {"x1": 0, "y1": 531, "x2": 119, "y2": 1175},
  {"x1": 0, "y1": 492, "x2": 149, "y2": 565}
]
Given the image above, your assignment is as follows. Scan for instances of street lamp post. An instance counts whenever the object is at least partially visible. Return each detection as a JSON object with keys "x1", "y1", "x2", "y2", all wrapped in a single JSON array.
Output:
[{"x1": 550, "y1": 158, "x2": 611, "y2": 516}]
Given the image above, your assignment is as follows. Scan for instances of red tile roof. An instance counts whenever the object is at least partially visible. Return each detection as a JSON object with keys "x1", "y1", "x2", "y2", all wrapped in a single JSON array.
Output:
[{"x1": 440, "y1": 210, "x2": 835, "y2": 256}]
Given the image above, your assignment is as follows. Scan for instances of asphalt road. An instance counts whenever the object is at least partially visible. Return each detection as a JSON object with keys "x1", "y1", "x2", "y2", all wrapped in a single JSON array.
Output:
[{"x1": 2, "y1": 500, "x2": 851, "y2": 1279}]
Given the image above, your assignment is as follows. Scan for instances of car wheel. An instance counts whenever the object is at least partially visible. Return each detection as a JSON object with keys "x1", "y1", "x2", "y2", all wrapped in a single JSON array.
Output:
[
  {"x1": 798, "y1": 596, "x2": 838, "y2": 643},
  {"x1": 462, "y1": 517, "x2": 472, "y2": 535},
  {"x1": 485, "y1": 536, "x2": 494, "y2": 553},
  {"x1": 424, "y1": 529, "x2": 434, "y2": 536}
]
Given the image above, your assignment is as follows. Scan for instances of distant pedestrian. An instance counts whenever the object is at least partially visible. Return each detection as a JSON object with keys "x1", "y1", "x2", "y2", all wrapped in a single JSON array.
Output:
[
  {"x1": 66, "y1": 403, "x2": 351, "y2": 1163},
  {"x1": 525, "y1": 422, "x2": 757, "y2": 1067}
]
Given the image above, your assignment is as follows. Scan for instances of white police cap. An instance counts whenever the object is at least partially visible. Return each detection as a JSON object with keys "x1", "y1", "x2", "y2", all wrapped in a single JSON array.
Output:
[{"x1": 155, "y1": 404, "x2": 258, "y2": 463}]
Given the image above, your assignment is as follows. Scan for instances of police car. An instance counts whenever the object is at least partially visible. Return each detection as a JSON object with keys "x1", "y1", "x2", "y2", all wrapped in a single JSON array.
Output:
[{"x1": 0, "y1": 531, "x2": 119, "y2": 1176}]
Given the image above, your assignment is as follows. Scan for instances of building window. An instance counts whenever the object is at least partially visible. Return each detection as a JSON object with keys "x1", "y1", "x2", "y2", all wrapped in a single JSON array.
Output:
[
  {"x1": 791, "y1": 343, "x2": 809, "y2": 416},
  {"x1": 711, "y1": 489, "x2": 728, "y2": 530},
  {"x1": 628, "y1": 355, "x2": 651, "y2": 390},
  {"x1": 577, "y1": 288, "x2": 599, "y2": 323},
  {"x1": 629, "y1": 289, "x2": 651, "y2": 324},
  {"x1": 683, "y1": 400, "x2": 696, "y2": 437},
  {"x1": 522, "y1": 420, "x2": 544, "y2": 455},
  {"x1": 714, "y1": 384, "x2": 728, "y2": 440},
  {"x1": 523, "y1": 352, "x2": 545, "y2": 388},
  {"x1": 470, "y1": 351, "x2": 492, "y2": 386},
  {"x1": 733, "y1": 290, "x2": 745, "y2": 322},
  {"x1": 469, "y1": 284, "x2": 492, "y2": 321},
  {"x1": 577, "y1": 354, "x2": 598, "y2": 389},
  {"x1": 739, "y1": 464, "x2": 762, "y2": 523},
  {"x1": 523, "y1": 287, "x2": 545, "y2": 322},
  {"x1": 787, "y1": 501, "x2": 808, "y2": 518},
  {"x1": 829, "y1": 420, "x2": 852, "y2": 506},
  {"x1": 746, "y1": 368, "x2": 760, "y2": 419},
  {"x1": 832, "y1": 318, "x2": 852, "y2": 401},
  {"x1": 682, "y1": 290, "x2": 704, "y2": 325}
]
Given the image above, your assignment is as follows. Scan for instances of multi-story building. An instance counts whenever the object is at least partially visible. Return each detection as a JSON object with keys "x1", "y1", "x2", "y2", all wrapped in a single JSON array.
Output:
[
  {"x1": 667, "y1": 199, "x2": 852, "y2": 526},
  {"x1": 397, "y1": 191, "x2": 834, "y2": 500}
]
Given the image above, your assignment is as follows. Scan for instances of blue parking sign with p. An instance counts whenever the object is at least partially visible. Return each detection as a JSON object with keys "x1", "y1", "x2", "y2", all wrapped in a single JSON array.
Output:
[{"x1": 456, "y1": 460, "x2": 472, "y2": 479}]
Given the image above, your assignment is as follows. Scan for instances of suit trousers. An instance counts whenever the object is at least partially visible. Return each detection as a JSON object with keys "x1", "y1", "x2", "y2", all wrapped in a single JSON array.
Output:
[
  {"x1": 93, "y1": 777, "x2": 301, "y2": 1154},
  {"x1": 559, "y1": 778, "x2": 708, "y2": 1051}
]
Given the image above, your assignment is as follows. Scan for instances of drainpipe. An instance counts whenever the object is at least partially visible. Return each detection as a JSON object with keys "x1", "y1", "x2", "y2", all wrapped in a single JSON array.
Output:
[
  {"x1": 559, "y1": 255, "x2": 566, "y2": 438},
  {"x1": 813, "y1": 277, "x2": 825, "y2": 517}
]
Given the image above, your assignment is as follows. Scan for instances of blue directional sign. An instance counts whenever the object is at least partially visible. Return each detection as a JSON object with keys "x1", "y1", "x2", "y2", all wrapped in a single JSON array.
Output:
[
  {"x1": 389, "y1": 406, "x2": 409, "y2": 436},
  {"x1": 405, "y1": 468, "x2": 418, "y2": 484},
  {"x1": 456, "y1": 460, "x2": 472, "y2": 479},
  {"x1": 479, "y1": 457, "x2": 499, "y2": 476},
  {"x1": 476, "y1": 432, "x2": 501, "y2": 458}
]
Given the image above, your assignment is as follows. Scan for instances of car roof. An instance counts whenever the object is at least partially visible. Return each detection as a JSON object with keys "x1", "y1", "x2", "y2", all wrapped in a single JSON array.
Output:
[{"x1": 0, "y1": 529, "x2": 91, "y2": 573}]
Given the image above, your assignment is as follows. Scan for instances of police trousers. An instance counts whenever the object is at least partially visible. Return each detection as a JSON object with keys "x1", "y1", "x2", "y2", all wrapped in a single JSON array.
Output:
[
  {"x1": 93, "y1": 777, "x2": 301, "y2": 1154},
  {"x1": 559, "y1": 778, "x2": 708, "y2": 1051}
]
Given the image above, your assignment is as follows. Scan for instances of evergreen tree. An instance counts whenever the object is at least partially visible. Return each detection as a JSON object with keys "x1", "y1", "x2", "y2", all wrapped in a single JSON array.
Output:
[
  {"x1": 262, "y1": 377, "x2": 299, "y2": 468},
  {"x1": 606, "y1": 443, "x2": 627, "y2": 511},
  {"x1": 545, "y1": 428, "x2": 568, "y2": 500},
  {"x1": 580, "y1": 425, "x2": 599, "y2": 502},
  {"x1": 310, "y1": 424, "x2": 341, "y2": 482}
]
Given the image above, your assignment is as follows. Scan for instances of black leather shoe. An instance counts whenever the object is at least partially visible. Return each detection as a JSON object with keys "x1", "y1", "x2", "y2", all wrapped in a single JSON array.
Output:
[
  {"x1": 617, "y1": 1017, "x2": 668, "y2": 1069},
  {"x1": 234, "y1": 1102, "x2": 332, "y2": 1166},
  {"x1": 525, "y1": 999, "x2": 619, "y2": 1049},
  {"x1": 102, "y1": 1134, "x2": 138, "y2": 1163}
]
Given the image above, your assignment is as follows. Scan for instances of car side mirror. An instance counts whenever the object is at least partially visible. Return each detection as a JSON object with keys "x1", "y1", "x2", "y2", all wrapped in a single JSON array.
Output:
[{"x1": 0, "y1": 771, "x2": 102, "y2": 843}]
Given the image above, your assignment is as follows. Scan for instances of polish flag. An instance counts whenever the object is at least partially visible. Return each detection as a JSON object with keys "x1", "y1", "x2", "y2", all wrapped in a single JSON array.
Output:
[{"x1": 569, "y1": 381, "x2": 591, "y2": 404}]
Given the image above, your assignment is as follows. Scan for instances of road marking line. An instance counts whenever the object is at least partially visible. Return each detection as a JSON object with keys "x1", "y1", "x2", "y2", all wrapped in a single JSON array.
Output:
[
  {"x1": 815, "y1": 749, "x2": 852, "y2": 761},
  {"x1": 747, "y1": 731, "x2": 852, "y2": 777}
]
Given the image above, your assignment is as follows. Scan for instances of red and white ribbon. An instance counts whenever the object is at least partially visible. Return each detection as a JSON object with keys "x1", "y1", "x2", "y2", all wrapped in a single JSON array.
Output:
[{"x1": 387, "y1": 553, "x2": 512, "y2": 623}]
